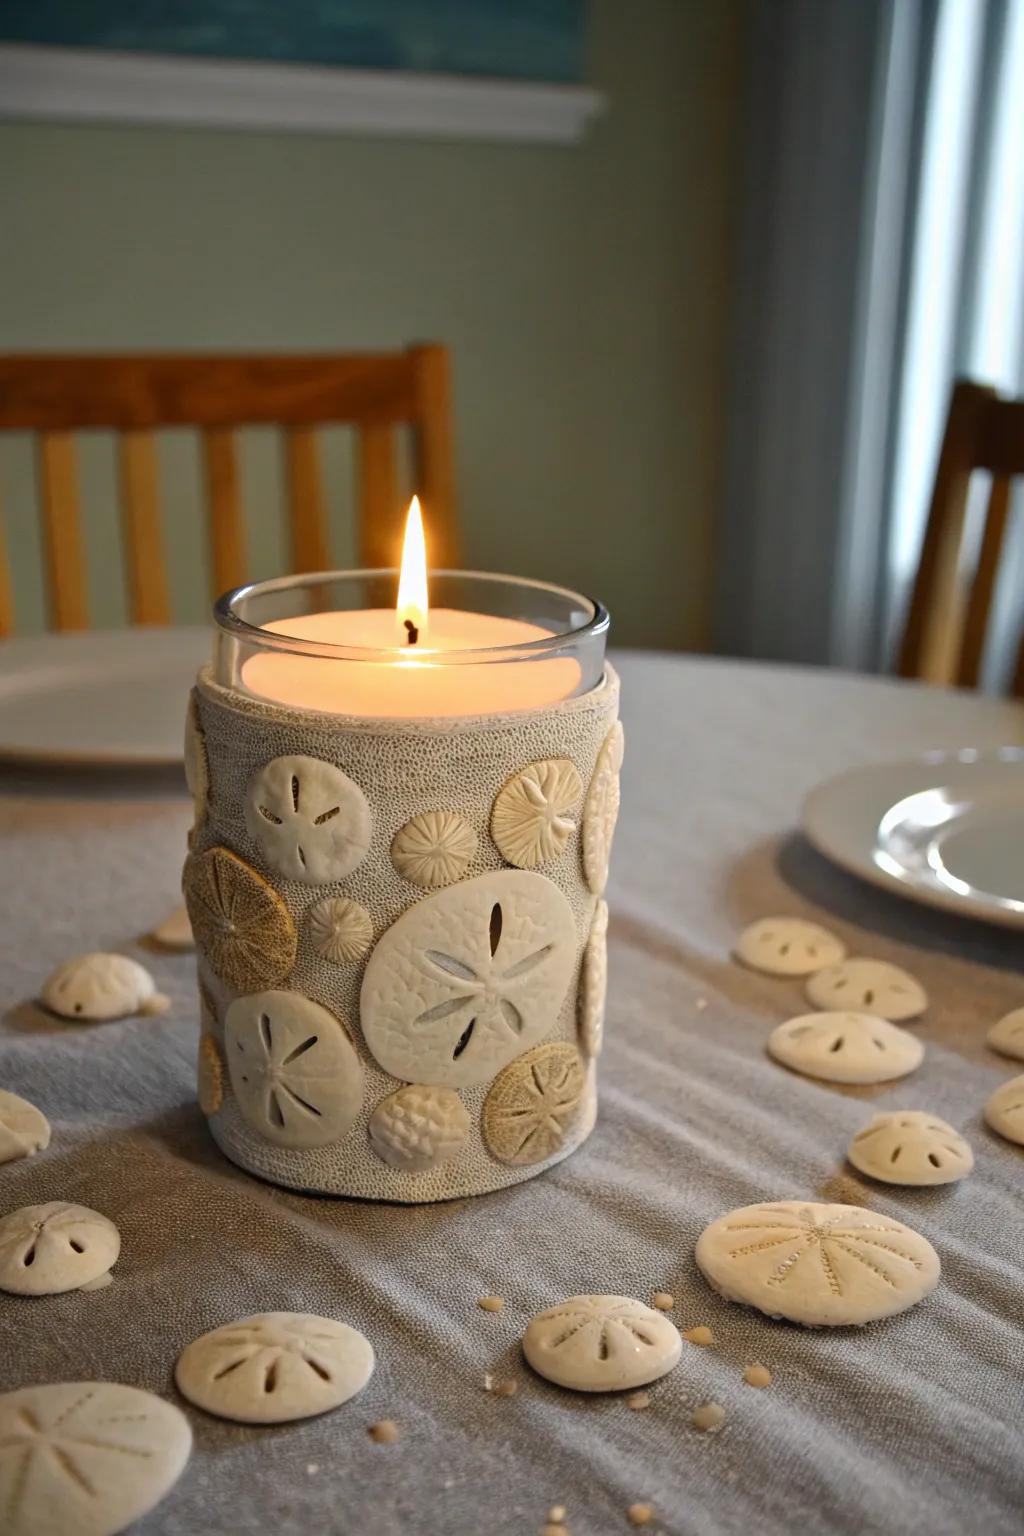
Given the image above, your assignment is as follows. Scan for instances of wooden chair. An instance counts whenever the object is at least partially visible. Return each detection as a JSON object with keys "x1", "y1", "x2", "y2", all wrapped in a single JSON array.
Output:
[
  {"x1": 898, "y1": 379, "x2": 1024, "y2": 696},
  {"x1": 0, "y1": 346, "x2": 458, "y2": 633}
]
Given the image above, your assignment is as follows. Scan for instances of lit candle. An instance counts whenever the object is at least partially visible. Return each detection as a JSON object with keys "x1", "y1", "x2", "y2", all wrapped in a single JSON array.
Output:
[{"x1": 241, "y1": 498, "x2": 583, "y2": 718}]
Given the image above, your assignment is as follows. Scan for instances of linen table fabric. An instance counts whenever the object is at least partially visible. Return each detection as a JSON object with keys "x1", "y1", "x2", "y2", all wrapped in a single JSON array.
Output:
[{"x1": 1, "y1": 652, "x2": 1022, "y2": 1536}]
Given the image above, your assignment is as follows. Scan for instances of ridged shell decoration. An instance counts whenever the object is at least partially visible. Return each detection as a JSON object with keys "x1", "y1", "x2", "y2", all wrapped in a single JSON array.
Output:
[
  {"x1": 391, "y1": 811, "x2": 477, "y2": 889},
  {"x1": 368, "y1": 1085, "x2": 471, "y2": 1172},
  {"x1": 483, "y1": 1041, "x2": 588, "y2": 1166},
  {"x1": 183, "y1": 846, "x2": 297, "y2": 992},
  {"x1": 307, "y1": 896, "x2": 374, "y2": 964},
  {"x1": 582, "y1": 722, "x2": 624, "y2": 895},
  {"x1": 491, "y1": 758, "x2": 583, "y2": 869},
  {"x1": 579, "y1": 899, "x2": 609, "y2": 1058}
]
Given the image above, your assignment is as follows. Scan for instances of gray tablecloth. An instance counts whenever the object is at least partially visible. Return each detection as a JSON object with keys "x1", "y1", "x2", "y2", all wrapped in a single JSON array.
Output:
[{"x1": 2, "y1": 652, "x2": 1023, "y2": 1536}]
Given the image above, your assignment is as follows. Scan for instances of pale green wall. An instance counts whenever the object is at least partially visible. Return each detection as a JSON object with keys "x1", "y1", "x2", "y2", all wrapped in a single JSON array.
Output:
[{"x1": 0, "y1": 0, "x2": 738, "y2": 647}]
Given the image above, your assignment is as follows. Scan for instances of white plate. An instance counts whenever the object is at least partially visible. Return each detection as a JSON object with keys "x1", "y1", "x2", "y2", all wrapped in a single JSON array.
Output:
[
  {"x1": 802, "y1": 748, "x2": 1024, "y2": 931},
  {"x1": 0, "y1": 627, "x2": 210, "y2": 765}
]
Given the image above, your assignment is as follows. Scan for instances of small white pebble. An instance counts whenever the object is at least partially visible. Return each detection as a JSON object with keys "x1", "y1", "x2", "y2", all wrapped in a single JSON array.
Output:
[
  {"x1": 627, "y1": 1391, "x2": 651, "y2": 1411},
  {"x1": 478, "y1": 1294, "x2": 505, "y2": 1312},
  {"x1": 627, "y1": 1503, "x2": 655, "y2": 1527},
  {"x1": 306, "y1": 1464, "x2": 319, "y2": 1476},
  {"x1": 368, "y1": 1419, "x2": 400, "y2": 1444},
  {"x1": 684, "y1": 1325, "x2": 715, "y2": 1346},
  {"x1": 692, "y1": 1401, "x2": 726, "y2": 1432},
  {"x1": 744, "y1": 1363, "x2": 772, "y2": 1389},
  {"x1": 651, "y1": 1291, "x2": 674, "y2": 1310},
  {"x1": 548, "y1": 1508, "x2": 567, "y2": 1524},
  {"x1": 492, "y1": 1379, "x2": 518, "y2": 1398}
]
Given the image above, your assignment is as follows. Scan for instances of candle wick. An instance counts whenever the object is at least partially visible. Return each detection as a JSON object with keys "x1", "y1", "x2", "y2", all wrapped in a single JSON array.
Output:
[{"x1": 404, "y1": 619, "x2": 419, "y2": 646}]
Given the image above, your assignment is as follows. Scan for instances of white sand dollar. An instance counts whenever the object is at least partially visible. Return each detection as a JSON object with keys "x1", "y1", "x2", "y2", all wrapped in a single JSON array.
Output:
[
  {"x1": 225, "y1": 990, "x2": 363, "y2": 1149},
  {"x1": 391, "y1": 810, "x2": 477, "y2": 887},
  {"x1": 0, "y1": 1090, "x2": 50, "y2": 1165},
  {"x1": 360, "y1": 870, "x2": 577, "y2": 1088},
  {"x1": 368, "y1": 1085, "x2": 471, "y2": 1172},
  {"x1": 987, "y1": 1007, "x2": 1024, "y2": 1062},
  {"x1": 848, "y1": 1111, "x2": 974, "y2": 1185},
  {"x1": 175, "y1": 1311, "x2": 374, "y2": 1424},
  {"x1": 768, "y1": 1011, "x2": 923, "y2": 1084},
  {"x1": 0, "y1": 1381, "x2": 191, "y2": 1536},
  {"x1": 0, "y1": 1202, "x2": 120, "y2": 1295},
  {"x1": 579, "y1": 899, "x2": 609, "y2": 1058},
  {"x1": 523, "y1": 1295, "x2": 682, "y2": 1392},
  {"x1": 491, "y1": 759, "x2": 582, "y2": 869},
  {"x1": 42, "y1": 953, "x2": 168, "y2": 1022},
  {"x1": 984, "y1": 1074, "x2": 1024, "y2": 1146},
  {"x1": 735, "y1": 917, "x2": 846, "y2": 976},
  {"x1": 150, "y1": 904, "x2": 194, "y2": 950},
  {"x1": 696, "y1": 1200, "x2": 940, "y2": 1327},
  {"x1": 582, "y1": 722, "x2": 624, "y2": 894},
  {"x1": 483, "y1": 1042, "x2": 588, "y2": 1165},
  {"x1": 184, "y1": 690, "x2": 209, "y2": 828},
  {"x1": 307, "y1": 896, "x2": 374, "y2": 964},
  {"x1": 806, "y1": 958, "x2": 927, "y2": 1020},
  {"x1": 244, "y1": 753, "x2": 371, "y2": 884}
]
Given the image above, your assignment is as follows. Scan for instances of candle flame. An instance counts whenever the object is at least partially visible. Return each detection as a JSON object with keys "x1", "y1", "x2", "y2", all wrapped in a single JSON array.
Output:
[{"x1": 396, "y1": 495, "x2": 428, "y2": 644}]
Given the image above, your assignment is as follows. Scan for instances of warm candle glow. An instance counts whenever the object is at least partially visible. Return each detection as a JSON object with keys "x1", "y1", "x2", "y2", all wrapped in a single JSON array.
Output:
[{"x1": 396, "y1": 496, "x2": 428, "y2": 645}]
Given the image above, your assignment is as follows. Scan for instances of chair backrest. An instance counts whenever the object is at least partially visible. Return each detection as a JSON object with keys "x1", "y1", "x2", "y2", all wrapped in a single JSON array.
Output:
[
  {"x1": 0, "y1": 346, "x2": 458, "y2": 633},
  {"x1": 898, "y1": 379, "x2": 1024, "y2": 695}
]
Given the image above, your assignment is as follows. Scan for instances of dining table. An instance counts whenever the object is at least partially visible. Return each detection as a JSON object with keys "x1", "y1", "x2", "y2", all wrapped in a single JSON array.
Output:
[{"x1": 1, "y1": 644, "x2": 1022, "y2": 1536}]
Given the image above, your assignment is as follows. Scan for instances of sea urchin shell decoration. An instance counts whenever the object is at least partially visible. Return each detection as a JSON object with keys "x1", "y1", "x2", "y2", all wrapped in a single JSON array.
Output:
[
  {"x1": 307, "y1": 896, "x2": 374, "y2": 964},
  {"x1": 368, "y1": 1085, "x2": 471, "y2": 1172},
  {"x1": 391, "y1": 810, "x2": 478, "y2": 888},
  {"x1": 582, "y1": 721, "x2": 624, "y2": 895},
  {"x1": 483, "y1": 1041, "x2": 588, "y2": 1166},
  {"x1": 183, "y1": 846, "x2": 297, "y2": 992},
  {"x1": 579, "y1": 900, "x2": 609, "y2": 1059},
  {"x1": 491, "y1": 759, "x2": 583, "y2": 869}
]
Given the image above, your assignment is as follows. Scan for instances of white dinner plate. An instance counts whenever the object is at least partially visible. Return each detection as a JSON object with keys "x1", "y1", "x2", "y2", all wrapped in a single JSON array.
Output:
[
  {"x1": 802, "y1": 748, "x2": 1024, "y2": 931},
  {"x1": 0, "y1": 627, "x2": 211, "y2": 765}
]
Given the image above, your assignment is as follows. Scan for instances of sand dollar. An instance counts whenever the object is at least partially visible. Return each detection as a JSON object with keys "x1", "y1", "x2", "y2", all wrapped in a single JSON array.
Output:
[
  {"x1": 0, "y1": 1381, "x2": 191, "y2": 1536},
  {"x1": 696, "y1": 1200, "x2": 941, "y2": 1326},
  {"x1": 184, "y1": 690, "x2": 209, "y2": 828},
  {"x1": 483, "y1": 1041, "x2": 588, "y2": 1166},
  {"x1": 0, "y1": 1202, "x2": 120, "y2": 1296},
  {"x1": 183, "y1": 846, "x2": 297, "y2": 992},
  {"x1": 244, "y1": 754, "x2": 371, "y2": 885},
  {"x1": 150, "y1": 904, "x2": 194, "y2": 951},
  {"x1": 805, "y1": 958, "x2": 927, "y2": 1020},
  {"x1": 735, "y1": 917, "x2": 846, "y2": 976},
  {"x1": 0, "y1": 1090, "x2": 50, "y2": 1165},
  {"x1": 847, "y1": 1111, "x2": 973, "y2": 1185},
  {"x1": 491, "y1": 760, "x2": 582, "y2": 869},
  {"x1": 984, "y1": 1074, "x2": 1024, "y2": 1146},
  {"x1": 391, "y1": 810, "x2": 477, "y2": 888},
  {"x1": 175, "y1": 1311, "x2": 374, "y2": 1424},
  {"x1": 197, "y1": 1032, "x2": 225, "y2": 1115},
  {"x1": 987, "y1": 1007, "x2": 1024, "y2": 1062},
  {"x1": 523, "y1": 1295, "x2": 682, "y2": 1392},
  {"x1": 42, "y1": 953, "x2": 168, "y2": 1022},
  {"x1": 360, "y1": 870, "x2": 577, "y2": 1088},
  {"x1": 768, "y1": 1012, "x2": 923, "y2": 1084},
  {"x1": 368, "y1": 1085, "x2": 471, "y2": 1172},
  {"x1": 578, "y1": 900, "x2": 609, "y2": 1059},
  {"x1": 307, "y1": 896, "x2": 374, "y2": 964},
  {"x1": 582, "y1": 722, "x2": 624, "y2": 895}
]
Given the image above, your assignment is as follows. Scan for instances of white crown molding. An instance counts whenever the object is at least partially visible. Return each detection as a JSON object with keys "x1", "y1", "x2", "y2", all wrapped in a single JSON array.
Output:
[{"x1": 0, "y1": 43, "x2": 605, "y2": 144}]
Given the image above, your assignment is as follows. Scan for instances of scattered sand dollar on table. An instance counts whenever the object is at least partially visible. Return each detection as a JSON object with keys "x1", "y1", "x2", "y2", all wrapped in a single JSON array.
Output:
[
  {"x1": 734, "y1": 917, "x2": 846, "y2": 976},
  {"x1": 183, "y1": 845, "x2": 297, "y2": 992},
  {"x1": 244, "y1": 753, "x2": 372, "y2": 884},
  {"x1": 150, "y1": 903, "x2": 195, "y2": 951},
  {"x1": 983, "y1": 1074, "x2": 1024, "y2": 1145},
  {"x1": 581, "y1": 722, "x2": 624, "y2": 895},
  {"x1": 768, "y1": 1012, "x2": 923, "y2": 1084},
  {"x1": 0, "y1": 1202, "x2": 120, "y2": 1296},
  {"x1": 42, "y1": 953, "x2": 168, "y2": 1022},
  {"x1": 483, "y1": 1042, "x2": 588, "y2": 1166},
  {"x1": 847, "y1": 1111, "x2": 974, "y2": 1185},
  {"x1": 0, "y1": 1089, "x2": 50, "y2": 1165},
  {"x1": 523, "y1": 1294, "x2": 682, "y2": 1392},
  {"x1": 491, "y1": 759, "x2": 582, "y2": 868},
  {"x1": 987, "y1": 1007, "x2": 1024, "y2": 1062},
  {"x1": 175, "y1": 1312, "x2": 374, "y2": 1424},
  {"x1": 805, "y1": 958, "x2": 927, "y2": 1020},
  {"x1": 695, "y1": 1200, "x2": 940, "y2": 1326},
  {"x1": 368, "y1": 1084, "x2": 471, "y2": 1172},
  {"x1": 0, "y1": 1380, "x2": 191, "y2": 1536}
]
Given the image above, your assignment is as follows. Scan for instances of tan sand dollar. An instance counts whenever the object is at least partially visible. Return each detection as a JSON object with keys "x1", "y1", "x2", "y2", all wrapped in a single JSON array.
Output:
[
  {"x1": 984, "y1": 1073, "x2": 1024, "y2": 1145},
  {"x1": 183, "y1": 846, "x2": 297, "y2": 992},
  {"x1": 0, "y1": 1089, "x2": 50, "y2": 1165},
  {"x1": 244, "y1": 753, "x2": 371, "y2": 884},
  {"x1": 768, "y1": 1012, "x2": 923, "y2": 1084},
  {"x1": 483, "y1": 1041, "x2": 588, "y2": 1166},
  {"x1": 491, "y1": 759, "x2": 582, "y2": 868},
  {"x1": 307, "y1": 896, "x2": 374, "y2": 964},
  {"x1": 225, "y1": 990, "x2": 363, "y2": 1149},
  {"x1": 150, "y1": 903, "x2": 194, "y2": 951},
  {"x1": 735, "y1": 916, "x2": 846, "y2": 977},
  {"x1": 197, "y1": 1032, "x2": 225, "y2": 1115},
  {"x1": 848, "y1": 1111, "x2": 973, "y2": 1185},
  {"x1": 0, "y1": 1380, "x2": 191, "y2": 1536},
  {"x1": 391, "y1": 810, "x2": 477, "y2": 888},
  {"x1": 582, "y1": 722, "x2": 624, "y2": 894},
  {"x1": 806, "y1": 958, "x2": 927, "y2": 1020},
  {"x1": 175, "y1": 1311, "x2": 374, "y2": 1424},
  {"x1": 987, "y1": 1007, "x2": 1024, "y2": 1061},
  {"x1": 360, "y1": 870, "x2": 577, "y2": 1088},
  {"x1": 523, "y1": 1295, "x2": 682, "y2": 1392},
  {"x1": 42, "y1": 953, "x2": 168, "y2": 1022},
  {"x1": 368, "y1": 1084, "x2": 471, "y2": 1172},
  {"x1": 184, "y1": 690, "x2": 209, "y2": 828},
  {"x1": 696, "y1": 1200, "x2": 940, "y2": 1326},
  {"x1": 0, "y1": 1202, "x2": 120, "y2": 1295},
  {"x1": 578, "y1": 900, "x2": 609, "y2": 1058}
]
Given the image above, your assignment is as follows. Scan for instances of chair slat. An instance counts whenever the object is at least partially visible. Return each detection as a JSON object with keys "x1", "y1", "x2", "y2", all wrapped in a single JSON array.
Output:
[
  {"x1": 119, "y1": 431, "x2": 170, "y2": 625},
  {"x1": 0, "y1": 506, "x2": 13, "y2": 636},
  {"x1": 410, "y1": 345, "x2": 460, "y2": 568},
  {"x1": 39, "y1": 431, "x2": 88, "y2": 630},
  {"x1": 203, "y1": 428, "x2": 246, "y2": 598},
  {"x1": 285, "y1": 427, "x2": 331, "y2": 572},
  {"x1": 957, "y1": 475, "x2": 1011, "y2": 687},
  {"x1": 357, "y1": 423, "x2": 400, "y2": 566}
]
